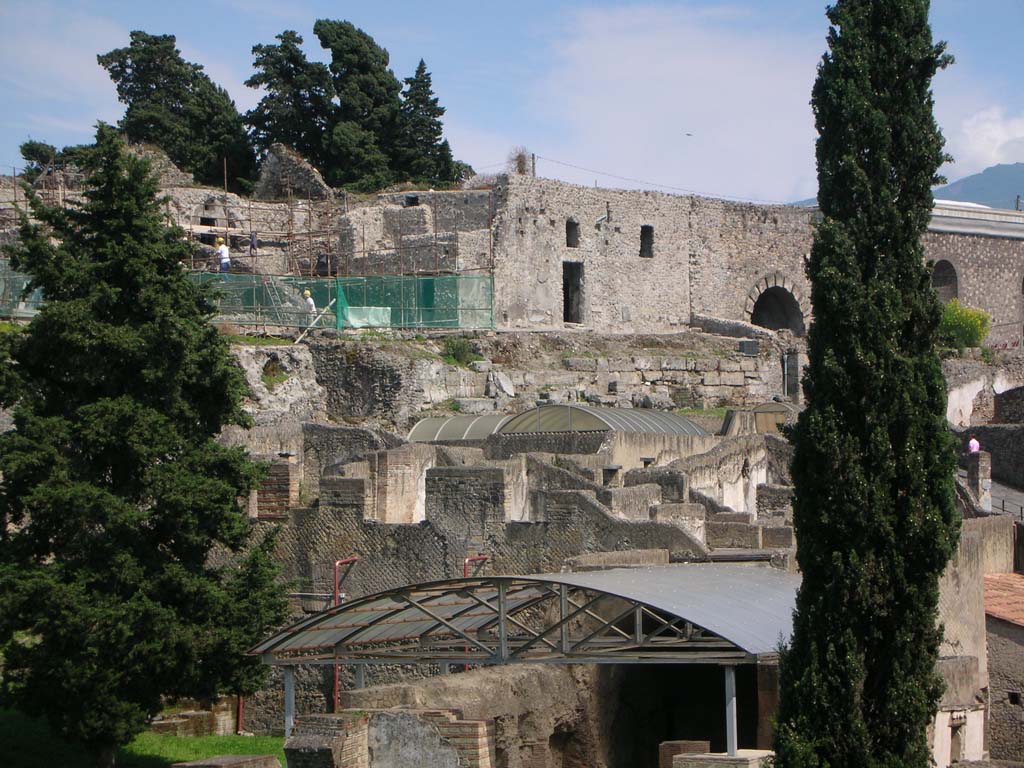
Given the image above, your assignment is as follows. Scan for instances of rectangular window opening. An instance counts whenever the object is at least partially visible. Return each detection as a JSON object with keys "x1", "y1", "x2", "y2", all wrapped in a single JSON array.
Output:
[
  {"x1": 640, "y1": 225, "x2": 654, "y2": 258},
  {"x1": 566, "y1": 219, "x2": 580, "y2": 248},
  {"x1": 563, "y1": 262, "x2": 584, "y2": 324}
]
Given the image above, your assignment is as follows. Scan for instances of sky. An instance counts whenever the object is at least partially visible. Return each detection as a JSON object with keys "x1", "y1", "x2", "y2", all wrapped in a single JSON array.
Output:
[{"x1": 0, "y1": 0, "x2": 1022, "y2": 203}]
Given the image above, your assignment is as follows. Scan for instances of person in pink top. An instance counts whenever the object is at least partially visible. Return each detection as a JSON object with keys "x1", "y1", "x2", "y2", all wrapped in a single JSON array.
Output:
[{"x1": 968, "y1": 435, "x2": 980, "y2": 453}]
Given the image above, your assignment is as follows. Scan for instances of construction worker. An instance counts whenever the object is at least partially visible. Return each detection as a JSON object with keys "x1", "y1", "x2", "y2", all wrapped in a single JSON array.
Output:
[
  {"x1": 216, "y1": 237, "x2": 230, "y2": 273},
  {"x1": 304, "y1": 289, "x2": 316, "y2": 326}
]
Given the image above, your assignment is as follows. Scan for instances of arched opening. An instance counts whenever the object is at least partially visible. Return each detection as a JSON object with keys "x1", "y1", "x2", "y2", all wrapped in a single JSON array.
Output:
[
  {"x1": 932, "y1": 260, "x2": 958, "y2": 303},
  {"x1": 751, "y1": 286, "x2": 805, "y2": 336}
]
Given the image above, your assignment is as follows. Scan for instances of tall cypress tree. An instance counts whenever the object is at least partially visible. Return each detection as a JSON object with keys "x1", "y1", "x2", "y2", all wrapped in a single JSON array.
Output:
[
  {"x1": 394, "y1": 60, "x2": 449, "y2": 184},
  {"x1": 773, "y1": 3, "x2": 960, "y2": 767},
  {"x1": 0, "y1": 126, "x2": 285, "y2": 768}
]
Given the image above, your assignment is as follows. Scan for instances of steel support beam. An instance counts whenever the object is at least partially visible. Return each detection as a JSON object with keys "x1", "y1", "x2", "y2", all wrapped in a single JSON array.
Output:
[
  {"x1": 725, "y1": 665, "x2": 737, "y2": 757},
  {"x1": 283, "y1": 666, "x2": 295, "y2": 738}
]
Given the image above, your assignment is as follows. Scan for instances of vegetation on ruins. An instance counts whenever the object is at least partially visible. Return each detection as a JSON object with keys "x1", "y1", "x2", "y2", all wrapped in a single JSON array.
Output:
[
  {"x1": 773, "y1": 2, "x2": 961, "y2": 766},
  {"x1": 938, "y1": 299, "x2": 991, "y2": 351},
  {"x1": 17, "y1": 140, "x2": 94, "y2": 185},
  {"x1": 98, "y1": 32, "x2": 259, "y2": 191},
  {"x1": 0, "y1": 127, "x2": 286, "y2": 768}
]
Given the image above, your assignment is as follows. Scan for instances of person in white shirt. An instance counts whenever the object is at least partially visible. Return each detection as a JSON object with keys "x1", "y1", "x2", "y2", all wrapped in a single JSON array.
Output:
[
  {"x1": 304, "y1": 289, "x2": 316, "y2": 326},
  {"x1": 968, "y1": 435, "x2": 980, "y2": 453},
  {"x1": 216, "y1": 237, "x2": 230, "y2": 273}
]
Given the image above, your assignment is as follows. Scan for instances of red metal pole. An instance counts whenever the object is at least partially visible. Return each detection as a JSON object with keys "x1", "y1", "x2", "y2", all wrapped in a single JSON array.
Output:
[
  {"x1": 332, "y1": 556, "x2": 359, "y2": 711},
  {"x1": 236, "y1": 695, "x2": 244, "y2": 734}
]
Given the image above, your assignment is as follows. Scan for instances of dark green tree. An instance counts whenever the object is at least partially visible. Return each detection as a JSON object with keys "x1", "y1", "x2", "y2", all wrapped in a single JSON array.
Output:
[
  {"x1": 245, "y1": 30, "x2": 336, "y2": 168},
  {"x1": 773, "y1": 2, "x2": 960, "y2": 766},
  {"x1": 98, "y1": 32, "x2": 256, "y2": 190},
  {"x1": 19, "y1": 140, "x2": 95, "y2": 184},
  {"x1": 0, "y1": 126, "x2": 286, "y2": 768},
  {"x1": 394, "y1": 60, "x2": 453, "y2": 184},
  {"x1": 313, "y1": 19, "x2": 401, "y2": 190}
]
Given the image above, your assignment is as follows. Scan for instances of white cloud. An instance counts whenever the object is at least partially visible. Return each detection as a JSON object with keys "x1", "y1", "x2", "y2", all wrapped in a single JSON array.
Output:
[
  {"x1": 944, "y1": 106, "x2": 1024, "y2": 178},
  {"x1": 529, "y1": 4, "x2": 822, "y2": 202}
]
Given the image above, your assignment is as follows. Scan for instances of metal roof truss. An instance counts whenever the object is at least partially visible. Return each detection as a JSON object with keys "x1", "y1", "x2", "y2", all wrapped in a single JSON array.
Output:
[{"x1": 256, "y1": 577, "x2": 756, "y2": 667}]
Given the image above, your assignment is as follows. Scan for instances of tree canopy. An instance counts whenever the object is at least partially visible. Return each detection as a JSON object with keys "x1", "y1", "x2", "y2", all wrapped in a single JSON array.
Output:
[
  {"x1": 98, "y1": 32, "x2": 256, "y2": 191},
  {"x1": 0, "y1": 126, "x2": 286, "y2": 768},
  {"x1": 394, "y1": 60, "x2": 469, "y2": 186},
  {"x1": 245, "y1": 30, "x2": 336, "y2": 169},
  {"x1": 773, "y1": 2, "x2": 960, "y2": 766}
]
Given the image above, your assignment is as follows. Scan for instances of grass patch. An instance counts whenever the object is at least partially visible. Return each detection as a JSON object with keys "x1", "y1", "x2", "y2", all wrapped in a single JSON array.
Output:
[
  {"x1": 223, "y1": 334, "x2": 292, "y2": 346},
  {"x1": 442, "y1": 398, "x2": 461, "y2": 412},
  {"x1": 0, "y1": 708, "x2": 285, "y2": 768},
  {"x1": 261, "y1": 369, "x2": 289, "y2": 390}
]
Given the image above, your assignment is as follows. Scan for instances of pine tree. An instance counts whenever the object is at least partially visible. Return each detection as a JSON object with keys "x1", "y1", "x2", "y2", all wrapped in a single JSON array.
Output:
[
  {"x1": 313, "y1": 19, "x2": 402, "y2": 190},
  {"x1": 99, "y1": 32, "x2": 256, "y2": 191},
  {"x1": 245, "y1": 30, "x2": 336, "y2": 168},
  {"x1": 394, "y1": 60, "x2": 449, "y2": 184},
  {"x1": 0, "y1": 126, "x2": 286, "y2": 768},
  {"x1": 773, "y1": 3, "x2": 960, "y2": 766}
]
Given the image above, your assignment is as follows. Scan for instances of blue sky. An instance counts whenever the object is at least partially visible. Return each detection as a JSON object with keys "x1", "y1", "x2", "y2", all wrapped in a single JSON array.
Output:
[{"x1": 1, "y1": 0, "x2": 1022, "y2": 202}]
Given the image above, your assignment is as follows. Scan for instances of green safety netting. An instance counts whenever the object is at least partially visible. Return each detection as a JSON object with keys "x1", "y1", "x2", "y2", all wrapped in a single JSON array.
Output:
[{"x1": 0, "y1": 261, "x2": 494, "y2": 331}]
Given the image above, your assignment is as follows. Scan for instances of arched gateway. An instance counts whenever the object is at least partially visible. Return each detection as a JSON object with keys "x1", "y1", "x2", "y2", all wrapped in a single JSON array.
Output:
[{"x1": 746, "y1": 273, "x2": 808, "y2": 336}]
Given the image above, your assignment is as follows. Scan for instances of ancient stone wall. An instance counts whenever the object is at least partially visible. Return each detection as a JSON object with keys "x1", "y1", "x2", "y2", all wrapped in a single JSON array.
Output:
[
  {"x1": 924, "y1": 230, "x2": 1024, "y2": 348},
  {"x1": 938, "y1": 527, "x2": 988, "y2": 688},
  {"x1": 994, "y1": 385, "x2": 1024, "y2": 423},
  {"x1": 669, "y1": 435, "x2": 768, "y2": 515},
  {"x1": 986, "y1": 616, "x2": 1024, "y2": 760},
  {"x1": 954, "y1": 425, "x2": 1024, "y2": 489}
]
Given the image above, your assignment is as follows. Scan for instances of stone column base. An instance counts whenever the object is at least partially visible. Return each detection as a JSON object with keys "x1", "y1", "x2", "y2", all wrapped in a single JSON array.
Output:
[{"x1": 674, "y1": 750, "x2": 774, "y2": 768}]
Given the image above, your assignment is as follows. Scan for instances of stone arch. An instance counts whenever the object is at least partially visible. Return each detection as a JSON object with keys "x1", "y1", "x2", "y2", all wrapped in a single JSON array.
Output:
[
  {"x1": 745, "y1": 273, "x2": 808, "y2": 336},
  {"x1": 189, "y1": 196, "x2": 248, "y2": 245},
  {"x1": 932, "y1": 260, "x2": 958, "y2": 303}
]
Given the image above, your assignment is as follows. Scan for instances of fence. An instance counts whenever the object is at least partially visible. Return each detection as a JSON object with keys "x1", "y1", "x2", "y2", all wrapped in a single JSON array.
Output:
[{"x1": 0, "y1": 260, "x2": 494, "y2": 331}]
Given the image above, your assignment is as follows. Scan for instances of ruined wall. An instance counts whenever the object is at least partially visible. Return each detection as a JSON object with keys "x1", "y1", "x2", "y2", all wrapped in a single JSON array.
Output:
[
  {"x1": 938, "y1": 527, "x2": 988, "y2": 688},
  {"x1": 670, "y1": 435, "x2": 768, "y2": 515},
  {"x1": 954, "y1": 425, "x2": 1024, "y2": 489},
  {"x1": 986, "y1": 616, "x2": 1024, "y2": 761},
  {"x1": 924, "y1": 229, "x2": 1024, "y2": 348},
  {"x1": 492, "y1": 175, "x2": 695, "y2": 331},
  {"x1": 994, "y1": 385, "x2": 1024, "y2": 423}
]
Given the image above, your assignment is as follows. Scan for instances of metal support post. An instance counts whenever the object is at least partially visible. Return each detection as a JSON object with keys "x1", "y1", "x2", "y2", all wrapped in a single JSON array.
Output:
[
  {"x1": 725, "y1": 665, "x2": 737, "y2": 757},
  {"x1": 283, "y1": 666, "x2": 295, "y2": 738}
]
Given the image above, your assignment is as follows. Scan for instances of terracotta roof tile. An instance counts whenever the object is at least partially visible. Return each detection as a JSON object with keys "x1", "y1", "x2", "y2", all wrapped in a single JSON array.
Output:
[{"x1": 984, "y1": 573, "x2": 1024, "y2": 627}]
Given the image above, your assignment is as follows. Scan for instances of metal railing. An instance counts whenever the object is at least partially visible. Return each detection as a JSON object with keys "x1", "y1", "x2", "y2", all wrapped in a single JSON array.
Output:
[{"x1": 992, "y1": 495, "x2": 1024, "y2": 523}]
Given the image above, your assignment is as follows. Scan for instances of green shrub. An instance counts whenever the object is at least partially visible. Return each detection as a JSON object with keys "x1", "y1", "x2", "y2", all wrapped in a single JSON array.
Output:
[
  {"x1": 938, "y1": 300, "x2": 990, "y2": 350},
  {"x1": 442, "y1": 336, "x2": 482, "y2": 367}
]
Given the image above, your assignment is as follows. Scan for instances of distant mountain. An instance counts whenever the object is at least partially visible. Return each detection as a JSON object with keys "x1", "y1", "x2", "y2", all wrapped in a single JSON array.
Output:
[
  {"x1": 934, "y1": 163, "x2": 1024, "y2": 210},
  {"x1": 790, "y1": 162, "x2": 1024, "y2": 210}
]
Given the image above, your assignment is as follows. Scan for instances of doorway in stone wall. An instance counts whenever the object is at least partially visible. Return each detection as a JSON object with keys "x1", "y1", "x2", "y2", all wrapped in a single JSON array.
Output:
[{"x1": 563, "y1": 262, "x2": 584, "y2": 324}]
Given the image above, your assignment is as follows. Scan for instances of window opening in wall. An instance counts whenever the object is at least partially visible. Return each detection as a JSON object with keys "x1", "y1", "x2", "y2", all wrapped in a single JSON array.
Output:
[
  {"x1": 566, "y1": 219, "x2": 580, "y2": 248},
  {"x1": 1010, "y1": 691, "x2": 1022, "y2": 706},
  {"x1": 752, "y1": 287, "x2": 806, "y2": 336},
  {"x1": 931, "y1": 260, "x2": 958, "y2": 303},
  {"x1": 562, "y1": 262, "x2": 584, "y2": 324},
  {"x1": 640, "y1": 225, "x2": 654, "y2": 258}
]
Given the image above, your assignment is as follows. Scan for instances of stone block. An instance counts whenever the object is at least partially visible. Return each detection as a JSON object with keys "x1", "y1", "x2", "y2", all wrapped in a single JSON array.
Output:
[
  {"x1": 721, "y1": 372, "x2": 746, "y2": 387},
  {"x1": 563, "y1": 357, "x2": 597, "y2": 372},
  {"x1": 662, "y1": 357, "x2": 692, "y2": 371},
  {"x1": 702, "y1": 372, "x2": 722, "y2": 386},
  {"x1": 706, "y1": 521, "x2": 762, "y2": 549},
  {"x1": 608, "y1": 357, "x2": 633, "y2": 372},
  {"x1": 173, "y1": 757, "x2": 281, "y2": 768},
  {"x1": 661, "y1": 741, "x2": 712, "y2": 768},
  {"x1": 633, "y1": 356, "x2": 660, "y2": 371},
  {"x1": 719, "y1": 359, "x2": 742, "y2": 372},
  {"x1": 674, "y1": 750, "x2": 773, "y2": 767},
  {"x1": 694, "y1": 359, "x2": 719, "y2": 372},
  {"x1": 761, "y1": 526, "x2": 794, "y2": 548},
  {"x1": 469, "y1": 360, "x2": 492, "y2": 373}
]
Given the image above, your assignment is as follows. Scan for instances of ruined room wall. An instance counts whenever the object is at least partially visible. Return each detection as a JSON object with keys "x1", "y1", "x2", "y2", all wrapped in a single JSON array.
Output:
[
  {"x1": 994, "y1": 385, "x2": 1024, "y2": 423},
  {"x1": 962, "y1": 514, "x2": 1016, "y2": 575},
  {"x1": 924, "y1": 230, "x2": 1024, "y2": 348},
  {"x1": 670, "y1": 435, "x2": 768, "y2": 515},
  {"x1": 686, "y1": 200, "x2": 814, "y2": 328},
  {"x1": 986, "y1": 615, "x2": 1024, "y2": 761},
  {"x1": 938, "y1": 527, "x2": 988, "y2": 688},
  {"x1": 954, "y1": 425, "x2": 1024, "y2": 489},
  {"x1": 303, "y1": 424, "x2": 402, "y2": 499},
  {"x1": 369, "y1": 444, "x2": 437, "y2": 523},
  {"x1": 492, "y1": 175, "x2": 694, "y2": 332},
  {"x1": 603, "y1": 433, "x2": 719, "y2": 470}
]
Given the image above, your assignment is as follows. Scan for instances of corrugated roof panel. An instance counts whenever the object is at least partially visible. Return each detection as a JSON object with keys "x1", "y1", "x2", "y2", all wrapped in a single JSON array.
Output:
[{"x1": 408, "y1": 414, "x2": 512, "y2": 442}]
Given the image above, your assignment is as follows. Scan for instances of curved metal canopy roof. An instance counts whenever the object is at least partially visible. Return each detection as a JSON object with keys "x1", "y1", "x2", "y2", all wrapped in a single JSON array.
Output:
[
  {"x1": 408, "y1": 405, "x2": 708, "y2": 443},
  {"x1": 408, "y1": 414, "x2": 512, "y2": 443},
  {"x1": 253, "y1": 564, "x2": 797, "y2": 666}
]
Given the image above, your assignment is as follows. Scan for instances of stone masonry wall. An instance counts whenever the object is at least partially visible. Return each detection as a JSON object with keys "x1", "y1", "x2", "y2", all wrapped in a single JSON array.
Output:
[
  {"x1": 924, "y1": 230, "x2": 1024, "y2": 348},
  {"x1": 986, "y1": 616, "x2": 1024, "y2": 761}
]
